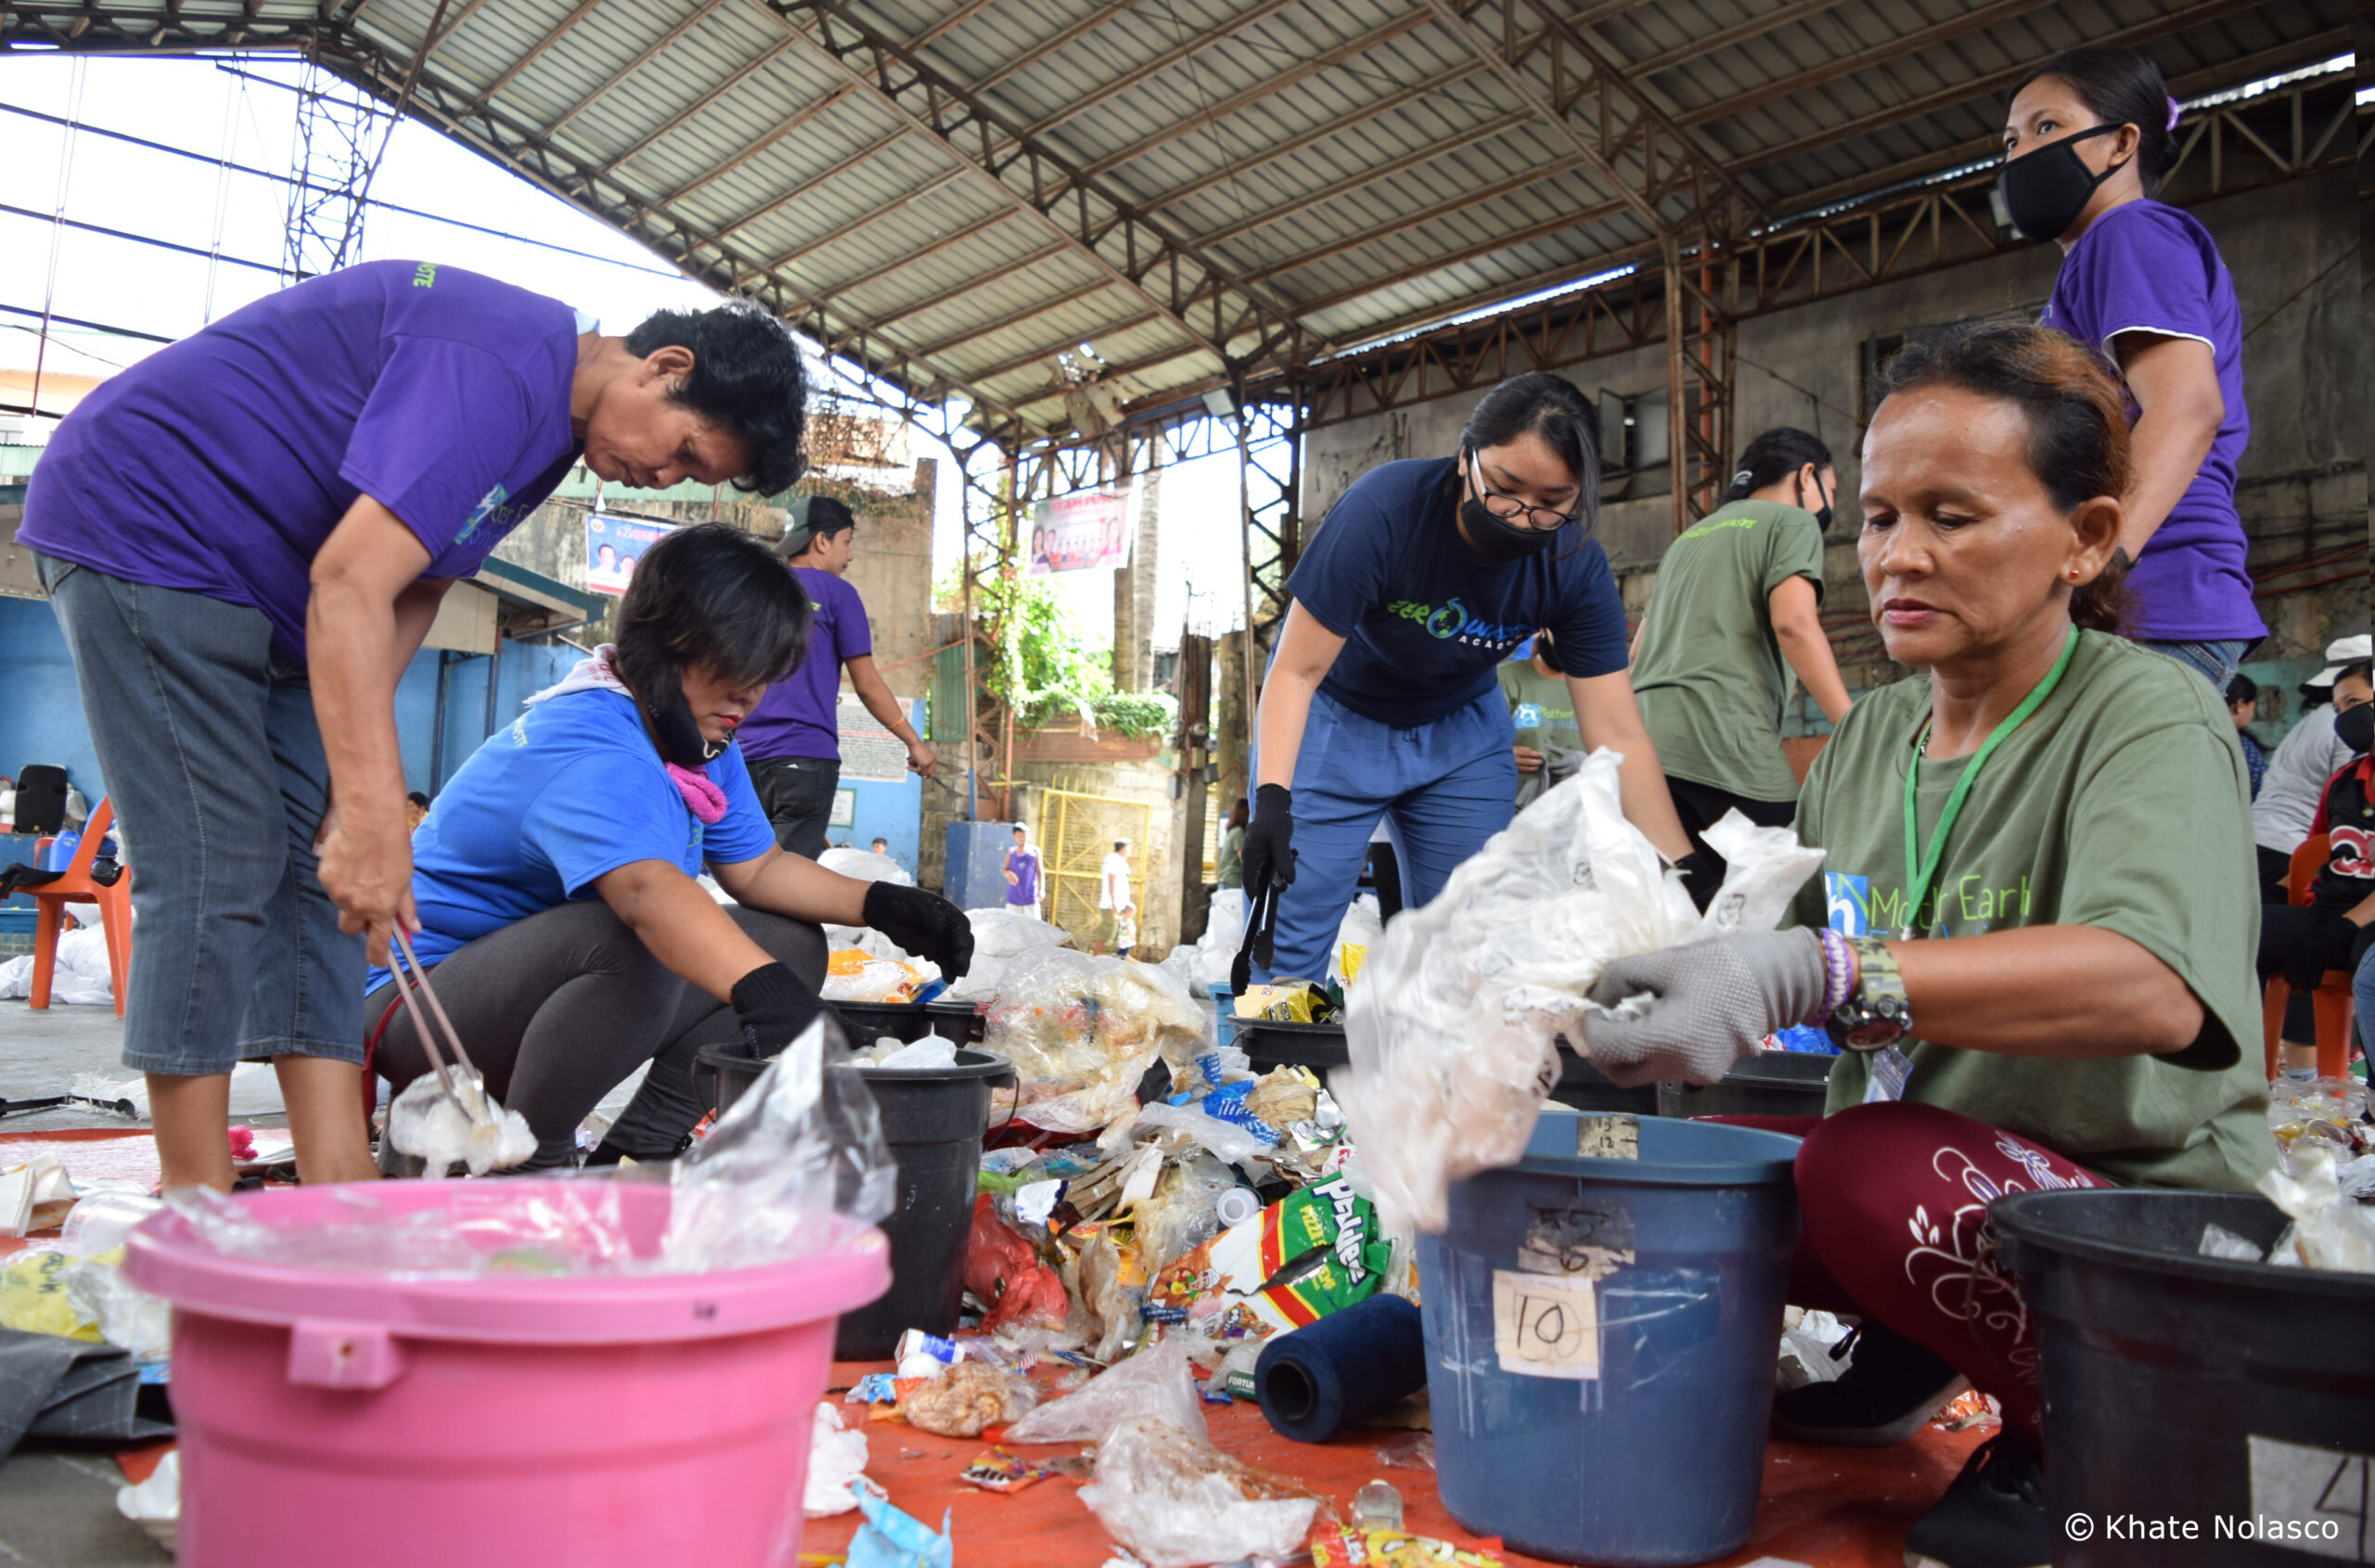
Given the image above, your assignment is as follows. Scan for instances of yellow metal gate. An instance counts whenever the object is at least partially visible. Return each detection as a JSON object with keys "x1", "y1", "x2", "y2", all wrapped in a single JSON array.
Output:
[{"x1": 1045, "y1": 789, "x2": 1152, "y2": 946}]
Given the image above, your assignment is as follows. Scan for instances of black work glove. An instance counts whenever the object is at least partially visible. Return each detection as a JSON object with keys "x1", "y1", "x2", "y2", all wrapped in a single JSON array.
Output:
[
  {"x1": 1674, "y1": 850, "x2": 1719, "y2": 914},
  {"x1": 863, "y1": 880, "x2": 975, "y2": 981},
  {"x1": 730, "y1": 962, "x2": 832, "y2": 1056},
  {"x1": 1243, "y1": 783, "x2": 1298, "y2": 899},
  {"x1": 2282, "y1": 916, "x2": 2363, "y2": 996}
]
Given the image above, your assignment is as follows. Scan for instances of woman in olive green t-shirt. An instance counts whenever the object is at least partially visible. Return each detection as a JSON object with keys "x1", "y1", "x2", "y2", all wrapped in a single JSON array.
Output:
[{"x1": 1577, "y1": 321, "x2": 2266, "y2": 1567}]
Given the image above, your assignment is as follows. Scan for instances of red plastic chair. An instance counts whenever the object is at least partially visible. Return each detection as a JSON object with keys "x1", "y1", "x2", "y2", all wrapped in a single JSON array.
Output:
[
  {"x1": 2262, "y1": 833, "x2": 2356, "y2": 1082},
  {"x1": 29, "y1": 797, "x2": 132, "y2": 1019}
]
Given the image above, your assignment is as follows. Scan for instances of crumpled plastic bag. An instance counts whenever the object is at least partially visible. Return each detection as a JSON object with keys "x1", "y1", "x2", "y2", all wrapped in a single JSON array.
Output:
[
  {"x1": 1003, "y1": 1336, "x2": 1208, "y2": 1446},
  {"x1": 898, "y1": 1359, "x2": 1038, "y2": 1437},
  {"x1": 966, "y1": 1194, "x2": 1072, "y2": 1332},
  {"x1": 1076, "y1": 1414, "x2": 1321, "y2": 1568},
  {"x1": 1335, "y1": 753, "x2": 1823, "y2": 1231},
  {"x1": 946, "y1": 909, "x2": 1074, "y2": 1000},
  {"x1": 1131, "y1": 1155, "x2": 1240, "y2": 1277},
  {"x1": 847, "y1": 1478, "x2": 953, "y2": 1568},
  {"x1": 804, "y1": 1400, "x2": 869, "y2": 1518},
  {"x1": 2260, "y1": 1142, "x2": 2375, "y2": 1273},
  {"x1": 1131, "y1": 1102, "x2": 1275, "y2": 1169},
  {"x1": 660, "y1": 1015, "x2": 898, "y2": 1271},
  {"x1": 983, "y1": 950, "x2": 1208, "y2": 1133},
  {"x1": 820, "y1": 847, "x2": 915, "y2": 887},
  {"x1": 386, "y1": 1073, "x2": 536, "y2": 1178},
  {"x1": 865, "y1": 1033, "x2": 960, "y2": 1072}
]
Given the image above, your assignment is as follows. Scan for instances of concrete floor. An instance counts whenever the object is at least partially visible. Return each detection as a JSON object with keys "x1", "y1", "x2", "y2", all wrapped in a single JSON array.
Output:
[{"x1": 0, "y1": 1005, "x2": 172, "y2": 1565}]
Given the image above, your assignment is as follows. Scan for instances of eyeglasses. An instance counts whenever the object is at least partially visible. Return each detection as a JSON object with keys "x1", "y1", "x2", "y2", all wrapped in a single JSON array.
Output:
[{"x1": 1467, "y1": 449, "x2": 1585, "y2": 532}]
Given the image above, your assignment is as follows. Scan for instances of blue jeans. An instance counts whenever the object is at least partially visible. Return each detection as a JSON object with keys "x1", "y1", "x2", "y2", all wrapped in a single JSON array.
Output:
[
  {"x1": 37, "y1": 555, "x2": 364, "y2": 1073},
  {"x1": 1252, "y1": 686, "x2": 1516, "y2": 982},
  {"x1": 2141, "y1": 638, "x2": 2250, "y2": 690}
]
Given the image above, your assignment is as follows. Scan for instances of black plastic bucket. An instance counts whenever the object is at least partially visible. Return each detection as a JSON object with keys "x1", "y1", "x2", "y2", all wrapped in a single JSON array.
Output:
[
  {"x1": 692, "y1": 1039, "x2": 1011, "y2": 1361},
  {"x1": 1993, "y1": 1188, "x2": 2375, "y2": 1565},
  {"x1": 1655, "y1": 1050, "x2": 1834, "y2": 1120},
  {"x1": 1235, "y1": 1019, "x2": 1656, "y2": 1115}
]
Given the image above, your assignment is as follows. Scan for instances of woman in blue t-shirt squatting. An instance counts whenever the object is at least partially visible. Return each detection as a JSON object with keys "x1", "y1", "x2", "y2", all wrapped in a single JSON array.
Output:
[
  {"x1": 17, "y1": 262, "x2": 929, "y2": 1192},
  {"x1": 368, "y1": 524, "x2": 973, "y2": 1170},
  {"x1": 2004, "y1": 45, "x2": 2265, "y2": 688},
  {"x1": 1241, "y1": 372, "x2": 1697, "y2": 983}
]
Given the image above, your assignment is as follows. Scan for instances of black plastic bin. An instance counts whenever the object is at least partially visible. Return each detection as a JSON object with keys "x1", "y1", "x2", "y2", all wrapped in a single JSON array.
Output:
[
  {"x1": 1993, "y1": 1188, "x2": 2375, "y2": 1566},
  {"x1": 693, "y1": 1038, "x2": 1010, "y2": 1361},
  {"x1": 1655, "y1": 1050, "x2": 1835, "y2": 1120},
  {"x1": 1234, "y1": 1018, "x2": 1657, "y2": 1115}
]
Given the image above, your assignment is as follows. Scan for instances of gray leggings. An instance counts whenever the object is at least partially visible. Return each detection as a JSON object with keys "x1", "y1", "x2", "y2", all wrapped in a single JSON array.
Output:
[{"x1": 364, "y1": 900, "x2": 828, "y2": 1165}]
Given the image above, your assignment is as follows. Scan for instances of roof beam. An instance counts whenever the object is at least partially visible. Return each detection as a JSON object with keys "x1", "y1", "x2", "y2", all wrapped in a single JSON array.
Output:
[
  {"x1": 1068, "y1": 11, "x2": 1435, "y2": 185},
  {"x1": 458, "y1": 0, "x2": 602, "y2": 115},
  {"x1": 862, "y1": 238, "x2": 1069, "y2": 329},
  {"x1": 966, "y1": 313, "x2": 1162, "y2": 385},
  {"x1": 1139, "y1": 59, "x2": 1484, "y2": 213},
  {"x1": 654, "y1": 83, "x2": 858, "y2": 206},
  {"x1": 902, "y1": 0, "x2": 1003, "y2": 52},
  {"x1": 590, "y1": 34, "x2": 801, "y2": 174},
  {"x1": 1286, "y1": 196, "x2": 1632, "y2": 318},
  {"x1": 1675, "y1": 0, "x2": 2057, "y2": 129},
  {"x1": 969, "y1": 0, "x2": 1142, "y2": 96},
  {"x1": 1009, "y1": 0, "x2": 1303, "y2": 145},
  {"x1": 758, "y1": 0, "x2": 1311, "y2": 378},
  {"x1": 1729, "y1": 0, "x2": 2283, "y2": 175},
  {"x1": 1234, "y1": 151, "x2": 1599, "y2": 283},
  {"x1": 1621, "y1": 0, "x2": 1844, "y2": 80},
  {"x1": 912, "y1": 277, "x2": 1120, "y2": 358},
  {"x1": 1189, "y1": 109, "x2": 1532, "y2": 248},
  {"x1": 744, "y1": 163, "x2": 969, "y2": 277},
  {"x1": 711, "y1": 125, "x2": 912, "y2": 250},
  {"x1": 539, "y1": 0, "x2": 728, "y2": 142}
]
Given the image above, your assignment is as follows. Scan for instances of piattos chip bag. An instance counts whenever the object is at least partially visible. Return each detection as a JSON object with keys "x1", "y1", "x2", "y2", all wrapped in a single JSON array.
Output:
[
  {"x1": 1147, "y1": 1175, "x2": 1392, "y2": 1333},
  {"x1": 1309, "y1": 1528, "x2": 1506, "y2": 1567}
]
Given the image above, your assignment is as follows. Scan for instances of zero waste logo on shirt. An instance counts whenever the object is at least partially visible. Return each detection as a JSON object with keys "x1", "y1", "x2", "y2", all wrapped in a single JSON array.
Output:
[
  {"x1": 1383, "y1": 596, "x2": 1534, "y2": 651},
  {"x1": 456, "y1": 483, "x2": 513, "y2": 546}
]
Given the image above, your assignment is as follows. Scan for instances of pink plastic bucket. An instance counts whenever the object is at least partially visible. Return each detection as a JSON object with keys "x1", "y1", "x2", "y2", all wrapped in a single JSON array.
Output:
[{"x1": 123, "y1": 1179, "x2": 890, "y2": 1568}]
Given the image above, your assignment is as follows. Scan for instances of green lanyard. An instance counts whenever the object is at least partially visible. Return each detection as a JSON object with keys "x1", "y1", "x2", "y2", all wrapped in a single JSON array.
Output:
[{"x1": 1899, "y1": 626, "x2": 2079, "y2": 941}]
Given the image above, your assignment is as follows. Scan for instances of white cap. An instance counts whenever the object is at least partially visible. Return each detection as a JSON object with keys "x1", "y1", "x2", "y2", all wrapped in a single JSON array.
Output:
[{"x1": 2308, "y1": 635, "x2": 2371, "y2": 688}]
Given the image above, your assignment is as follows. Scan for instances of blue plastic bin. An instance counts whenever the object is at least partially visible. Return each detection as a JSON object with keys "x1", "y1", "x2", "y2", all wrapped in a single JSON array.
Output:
[{"x1": 1417, "y1": 1110, "x2": 1803, "y2": 1566}]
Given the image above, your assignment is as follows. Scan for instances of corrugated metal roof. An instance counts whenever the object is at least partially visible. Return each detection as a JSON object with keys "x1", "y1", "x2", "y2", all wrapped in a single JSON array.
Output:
[{"x1": 6, "y1": 0, "x2": 2345, "y2": 438}]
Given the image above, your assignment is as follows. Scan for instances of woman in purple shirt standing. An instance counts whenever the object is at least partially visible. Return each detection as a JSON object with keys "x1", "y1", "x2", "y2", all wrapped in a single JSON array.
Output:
[
  {"x1": 18, "y1": 261, "x2": 809, "y2": 1192},
  {"x1": 2001, "y1": 46, "x2": 2264, "y2": 688}
]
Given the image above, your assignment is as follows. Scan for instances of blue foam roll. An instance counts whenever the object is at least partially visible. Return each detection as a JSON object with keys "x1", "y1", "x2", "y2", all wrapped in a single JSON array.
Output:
[{"x1": 1254, "y1": 1292, "x2": 1427, "y2": 1444}]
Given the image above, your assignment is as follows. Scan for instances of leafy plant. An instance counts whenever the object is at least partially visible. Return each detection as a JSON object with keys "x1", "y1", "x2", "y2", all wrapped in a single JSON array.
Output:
[{"x1": 938, "y1": 564, "x2": 1179, "y2": 739}]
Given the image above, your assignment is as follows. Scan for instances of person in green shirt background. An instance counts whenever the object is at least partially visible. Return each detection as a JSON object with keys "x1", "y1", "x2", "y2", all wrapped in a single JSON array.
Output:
[
  {"x1": 1575, "y1": 320, "x2": 2264, "y2": 1568},
  {"x1": 1630, "y1": 428, "x2": 1855, "y2": 907},
  {"x1": 1216, "y1": 798, "x2": 1247, "y2": 890},
  {"x1": 1498, "y1": 630, "x2": 1584, "y2": 810}
]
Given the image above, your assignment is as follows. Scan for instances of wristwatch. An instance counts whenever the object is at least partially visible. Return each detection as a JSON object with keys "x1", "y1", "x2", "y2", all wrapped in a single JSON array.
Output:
[{"x1": 1826, "y1": 936, "x2": 1912, "y2": 1052}]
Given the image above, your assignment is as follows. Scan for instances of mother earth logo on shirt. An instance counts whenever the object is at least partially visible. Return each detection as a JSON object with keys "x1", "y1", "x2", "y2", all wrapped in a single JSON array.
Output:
[{"x1": 1383, "y1": 597, "x2": 1534, "y2": 650}]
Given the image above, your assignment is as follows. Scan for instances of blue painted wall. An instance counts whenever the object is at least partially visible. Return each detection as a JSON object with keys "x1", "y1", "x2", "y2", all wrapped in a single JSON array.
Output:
[{"x1": 0, "y1": 593, "x2": 584, "y2": 807}]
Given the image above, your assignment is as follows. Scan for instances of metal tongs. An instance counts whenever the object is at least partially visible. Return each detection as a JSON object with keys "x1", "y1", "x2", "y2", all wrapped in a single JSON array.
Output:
[{"x1": 386, "y1": 927, "x2": 499, "y2": 1131}]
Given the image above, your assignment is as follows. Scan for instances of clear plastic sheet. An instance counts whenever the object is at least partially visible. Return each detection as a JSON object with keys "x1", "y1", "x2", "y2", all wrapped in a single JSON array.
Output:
[
  {"x1": 982, "y1": 951, "x2": 1209, "y2": 1134},
  {"x1": 1002, "y1": 1335, "x2": 1208, "y2": 1446},
  {"x1": 945, "y1": 910, "x2": 1074, "y2": 1001},
  {"x1": 160, "y1": 1020, "x2": 896, "y2": 1278},
  {"x1": 1334, "y1": 753, "x2": 1823, "y2": 1232},
  {"x1": 1131, "y1": 1155, "x2": 1240, "y2": 1276},
  {"x1": 659, "y1": 1017, "x2": 898, "y2": 1272},
  {"x1": 1075, "y1": 1414, "x2": 1321, "y2": 1568}
]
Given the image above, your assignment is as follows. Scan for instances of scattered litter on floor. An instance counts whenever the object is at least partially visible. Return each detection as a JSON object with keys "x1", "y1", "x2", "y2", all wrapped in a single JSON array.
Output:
[
  {"x1": 114, "y1": 1447, "x2": 177, "y2": 1551},
  {"x1": 805, "y1": 1402, "x2": 870, "y2": 1519}
]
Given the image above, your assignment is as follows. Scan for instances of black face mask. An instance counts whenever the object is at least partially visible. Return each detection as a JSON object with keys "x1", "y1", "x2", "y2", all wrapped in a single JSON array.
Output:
[
  {"x1": 1458, "y1": 450, "x2": 1564, "y2": 567},
  {"x1": 1997, "y1": 123, "x2": 2129, "y2": 242},
  {"x1": 1796, "y1": 469, "x2": 1834, "y2": 533},
  {"x1": 2337, "y1": 702, "x2": 2375, "y2": 755},
  {"x1": 645, "y1": 678, "x2": 726, "y2": 769}
]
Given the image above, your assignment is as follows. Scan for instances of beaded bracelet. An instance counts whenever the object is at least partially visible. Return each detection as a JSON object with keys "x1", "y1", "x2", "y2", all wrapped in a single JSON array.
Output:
[{"x1": 1814, "y1": 927, "x2": 1855, "y2": 1022}]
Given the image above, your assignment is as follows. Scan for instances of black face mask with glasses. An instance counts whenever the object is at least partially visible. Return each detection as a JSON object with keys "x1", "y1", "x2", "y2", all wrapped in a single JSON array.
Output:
[{"x1": 1459, "y1": 446, "x2": 1580, "y2": 566}]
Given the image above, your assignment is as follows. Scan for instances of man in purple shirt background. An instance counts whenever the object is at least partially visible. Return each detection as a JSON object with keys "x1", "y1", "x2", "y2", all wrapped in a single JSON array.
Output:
[
  {"x1": 739, "y1": 495, "x2": 937, "y2": 857},
  {"x1": 1004, "y1": 825, "x2": 1044, "y2": 912},
  {"x1": 19, "y1": 260, "x2": 810, "y2": 1192}
]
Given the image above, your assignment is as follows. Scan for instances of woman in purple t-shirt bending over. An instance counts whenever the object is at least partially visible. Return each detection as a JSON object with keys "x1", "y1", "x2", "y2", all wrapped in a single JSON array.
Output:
[
  {"x1": 18, "y1": 262, "x2": 809, "y2": 1192},
  {"x1": 2001, "y1": 46, "x2": 2264, "y2": 688}
]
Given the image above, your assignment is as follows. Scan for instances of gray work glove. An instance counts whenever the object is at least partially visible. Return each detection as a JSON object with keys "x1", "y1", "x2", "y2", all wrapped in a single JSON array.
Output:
[{"x1": 1580, "y1": 929, "x2": 1829, "y2": 1088}]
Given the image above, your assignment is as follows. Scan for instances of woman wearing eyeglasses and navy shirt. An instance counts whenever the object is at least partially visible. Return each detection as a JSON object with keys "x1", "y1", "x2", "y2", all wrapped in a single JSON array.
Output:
[
  {"x1": 2002, "y1": 45, "x2": 2264, "y2": 689},
  {"x1": 1240, "y1": 372, "x2": 1694, "y2": 982}
]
